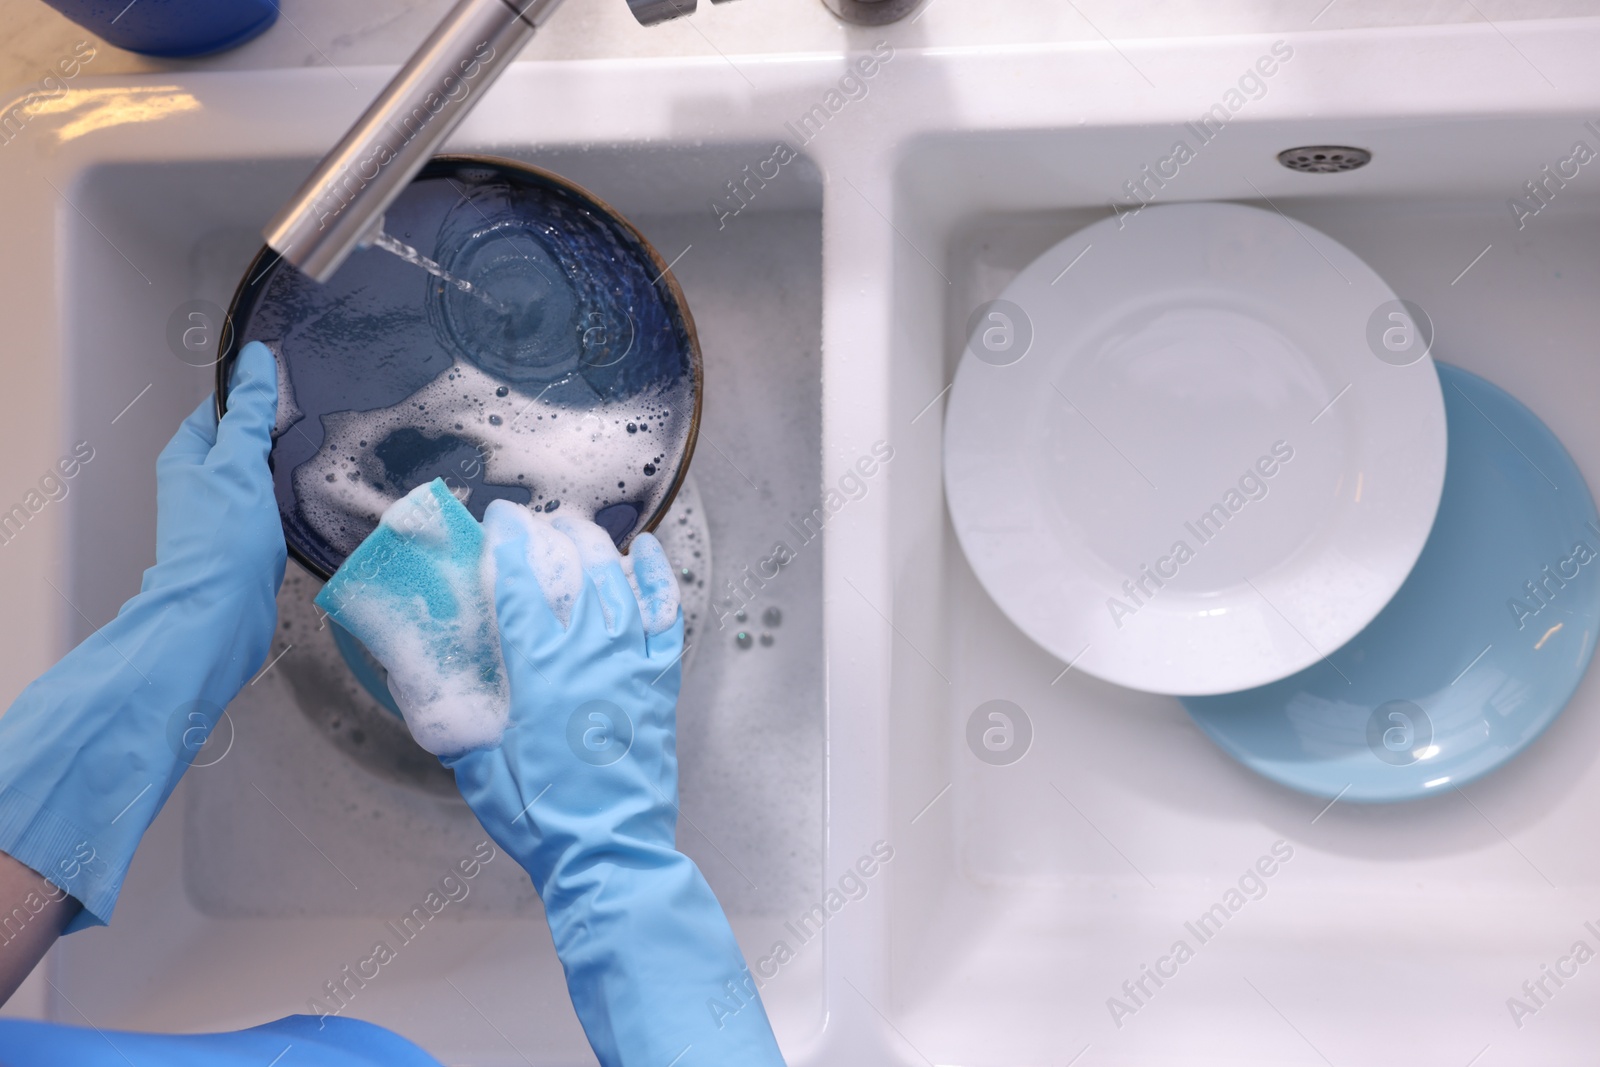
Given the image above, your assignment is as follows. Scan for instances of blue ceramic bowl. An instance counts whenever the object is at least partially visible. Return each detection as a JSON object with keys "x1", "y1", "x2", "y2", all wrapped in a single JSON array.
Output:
[
  {"x1": 217, "y1": 155, "x2": 701, "y2": 582},
  {"x1": 1183, "y1": 363, "x2": 1600, "y2": 802},
  {"x1": 42, "y1": 0, "x2": 278, "y2": 58}
]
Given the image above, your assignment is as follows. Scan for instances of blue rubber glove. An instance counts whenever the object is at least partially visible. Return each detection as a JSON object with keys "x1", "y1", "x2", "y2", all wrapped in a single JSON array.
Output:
[
  {"x1": 0, "y1": 1014, "x2": 442, "y2": 1067},
  {"x1": 444, "y1": 502, "x2": 786, "y2": 1067},
  {"x1": 0, "y1": 341, "x2": 284, "y2": 929}
]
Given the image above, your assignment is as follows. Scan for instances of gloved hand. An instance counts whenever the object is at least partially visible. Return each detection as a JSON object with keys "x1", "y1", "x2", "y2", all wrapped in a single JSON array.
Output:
[
  {"x1": 0, "y1": 341, "x2": 284, "y2": 929},
  {"x1": 444, "y1": 502, "x2": 786, "y2": 1067}
]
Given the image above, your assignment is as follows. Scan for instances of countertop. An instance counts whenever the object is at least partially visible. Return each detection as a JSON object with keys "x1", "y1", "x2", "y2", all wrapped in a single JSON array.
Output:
[{"x1": 3, "y1": 0, "x2": 1600, "y2": 93}]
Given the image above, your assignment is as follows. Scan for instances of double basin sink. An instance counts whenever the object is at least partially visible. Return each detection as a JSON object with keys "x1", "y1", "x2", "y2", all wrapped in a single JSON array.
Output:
[{"x1": 4, "y1": 15, "x2": 1600, "y2": 1064}]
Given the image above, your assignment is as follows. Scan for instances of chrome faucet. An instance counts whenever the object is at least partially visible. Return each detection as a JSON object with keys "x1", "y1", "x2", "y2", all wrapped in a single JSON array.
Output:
[
  {"x1": 264, "y1": 0, "x2": 735, "y2": 283},
  {"x1": 627, "y1": 0, "x2": 737, "y2": 24}
]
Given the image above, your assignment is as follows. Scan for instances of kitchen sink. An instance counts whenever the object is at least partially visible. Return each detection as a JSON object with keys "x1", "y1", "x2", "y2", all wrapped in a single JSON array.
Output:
[
  {"x1": 888, "y1": 122, "x2": 1600, "y2": 1066},
  {"x1": 27, "y1": 110, "x2": 829, "y2": 1064},
  {"x1": 5, "y1": 15, "x2": 1600, "y2": 1066}
]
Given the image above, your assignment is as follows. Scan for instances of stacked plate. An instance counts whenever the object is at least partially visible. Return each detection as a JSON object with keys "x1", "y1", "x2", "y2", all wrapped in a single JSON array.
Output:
[{"x1": 944, "y1": 202, "x2": 1600, "y2": 802}]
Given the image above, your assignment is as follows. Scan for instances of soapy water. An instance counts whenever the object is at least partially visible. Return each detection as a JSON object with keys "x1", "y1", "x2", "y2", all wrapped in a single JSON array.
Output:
[
  {"x1": 289, "y1": 358, "x2": 692, "y2": 561},
  {"x1": 484, "y1": 503, "x2": 584, "y2": 627},
  {"x1": 550, "y1": 511, "x2": 635, "y2": 632},
  {"x1": 317, "y1": 479, "x2": 681, "y2": 757},
  {"x1": 484, "y1": 501, "x2": 682, "y2": 636}
]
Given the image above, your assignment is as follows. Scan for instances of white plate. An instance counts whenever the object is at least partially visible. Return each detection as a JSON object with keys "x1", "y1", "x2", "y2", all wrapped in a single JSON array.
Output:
[{"x1": 943, "y1": 202, "x2": 1446, "y2": 696}]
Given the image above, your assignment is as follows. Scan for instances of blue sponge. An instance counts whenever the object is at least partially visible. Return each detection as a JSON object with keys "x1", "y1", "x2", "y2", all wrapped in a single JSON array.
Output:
[{"x1": 315, "y1": 479, "x2": 508, "y2": 756}]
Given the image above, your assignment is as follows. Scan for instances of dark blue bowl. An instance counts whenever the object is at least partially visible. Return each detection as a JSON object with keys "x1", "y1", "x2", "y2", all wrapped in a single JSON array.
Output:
[
  {"x1": 42, "y1": 0, "x2": 278, "y2": 58},
  {"x1": 217, "y1": 156, "x2": 701, "y2": 581}
]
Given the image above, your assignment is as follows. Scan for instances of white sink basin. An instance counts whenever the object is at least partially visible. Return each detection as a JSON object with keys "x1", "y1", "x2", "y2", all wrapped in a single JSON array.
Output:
[{"x1": 5, "y1": 17, "x2": 1600, "y2": 1065}]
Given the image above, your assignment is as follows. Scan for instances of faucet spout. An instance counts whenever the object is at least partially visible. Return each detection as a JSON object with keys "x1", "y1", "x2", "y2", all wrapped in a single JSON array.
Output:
[{"x1": 262, "y1": 0, "x2": 563, "y2": 283}]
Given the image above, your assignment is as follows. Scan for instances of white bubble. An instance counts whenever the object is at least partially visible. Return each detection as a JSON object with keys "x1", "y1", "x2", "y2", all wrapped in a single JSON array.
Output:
[
  {"x1": 623, "y1": 533, "x2": 681, "y2": 637},
  {"x1": 553, "y1": 514, "x2": 630, "y2": 631},
  {"x1": 293, "y1": 359, "x2": 691, "y2": 559},
  {"x1": 484, "y1": 500, "x2": 584, "y2": 628}
]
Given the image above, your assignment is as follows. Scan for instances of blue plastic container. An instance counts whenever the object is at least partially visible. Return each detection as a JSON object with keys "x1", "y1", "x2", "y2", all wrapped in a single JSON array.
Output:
[{"x1": 40, "y1": 0, "x2": 279, "y2": 58}]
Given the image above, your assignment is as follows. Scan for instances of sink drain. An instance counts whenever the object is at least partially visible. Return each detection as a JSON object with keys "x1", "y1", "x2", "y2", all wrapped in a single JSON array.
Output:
[{"x1": 1277, "y1": 146, "x2": 1372, "y2": 174}]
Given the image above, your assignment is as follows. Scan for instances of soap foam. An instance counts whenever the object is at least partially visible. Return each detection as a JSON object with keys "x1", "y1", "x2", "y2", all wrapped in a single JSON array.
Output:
[
  {"x1": 294, "y1": 359, "x2": 692, "y2": 558},
  {"x1": 621, "y1": 533, "x2": 680, "y2": 637},
  {"x1": 551, "y1": 514, "x2": 632, "y2": 632},
  {"x1": 316, "y1": 480, "x2": 509, "y2": 757},
  {"x1": 270, "y1": 344, "x2": 304, "y2": 438},
  {"x1": 485, "y1": 501, "x2": 680, "y2": 636},
  {"x1": 484, "y1": 500, "x2": 584, "y2": 628}
]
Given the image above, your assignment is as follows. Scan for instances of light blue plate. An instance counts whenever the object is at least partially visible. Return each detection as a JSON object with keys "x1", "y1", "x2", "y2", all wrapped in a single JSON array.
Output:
[{"x1": 1183, "y1": 363, "x2": 1600, "y2": 802}]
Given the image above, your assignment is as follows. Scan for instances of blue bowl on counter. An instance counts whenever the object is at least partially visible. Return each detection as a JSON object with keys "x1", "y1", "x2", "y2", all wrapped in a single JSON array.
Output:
[{"x1": 41, "y1": 0, "x2": 279, "y2": 58}]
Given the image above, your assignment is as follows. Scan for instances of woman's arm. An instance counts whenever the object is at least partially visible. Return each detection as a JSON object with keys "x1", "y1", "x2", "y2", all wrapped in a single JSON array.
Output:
[
  {"x1": 0, "y1": 342, "x2": 281, "y2": 1000},
  {"x1": 0, "y1": 851, "x2": 79, "y2": 1006}
]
